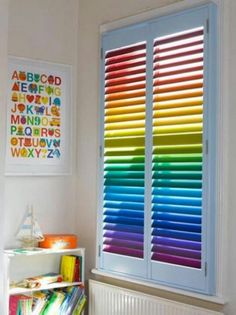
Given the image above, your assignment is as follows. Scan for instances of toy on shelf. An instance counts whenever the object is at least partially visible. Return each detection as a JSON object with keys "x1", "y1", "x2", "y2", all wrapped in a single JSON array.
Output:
[{"x1": 16, "y1": 205, "x2": 44, "y2": 248}]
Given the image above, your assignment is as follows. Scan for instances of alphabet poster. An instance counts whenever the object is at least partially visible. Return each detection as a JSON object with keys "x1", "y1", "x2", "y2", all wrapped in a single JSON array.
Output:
[{"x1": 5, "y1": 57, "x2": 71, "y2": 175}]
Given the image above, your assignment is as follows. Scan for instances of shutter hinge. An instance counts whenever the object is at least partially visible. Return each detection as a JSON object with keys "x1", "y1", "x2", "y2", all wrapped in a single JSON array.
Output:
[
  {"x1": 206, "y1": 139, "x2": 208, "y2": 155},
  {"x1": 98, "y1": 245, "x2": 101, "y2": 257},
  {"x1": 205, "y1": 261, "x2": 208, "y2": 277},
  {"x1": 99, "y1": 145, "x2": 103, "y2": 158},
  {"x1": 206, "y1": 19, "x2": 209, "y2": 33},
  {"x1": 100, "y1": 47, "x2": 103, "y2": 59}
]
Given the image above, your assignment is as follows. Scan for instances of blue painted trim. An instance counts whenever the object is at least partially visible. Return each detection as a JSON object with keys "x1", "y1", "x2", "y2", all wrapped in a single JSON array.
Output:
[
  {"x1": 144, "y1": 24, "x2": 154, "y2": 279},
  {"x1": 205, "y1": 2, "x2": 218, "y2": 295}
]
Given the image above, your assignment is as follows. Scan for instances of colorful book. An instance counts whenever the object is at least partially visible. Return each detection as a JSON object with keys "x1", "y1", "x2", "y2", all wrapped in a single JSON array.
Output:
[
  {"x1": 64, "y1": 286, "x2": 83, "y2": 315},
  {"x1": 10, "y1": 286, "x2": 85, "y2": 315},
  {"x1": 59, "y1": 290, "x2": 71, "y2": 315},
  {"x1": 9, "y1": 294, "x2": 32, "y2": 315},
  {"x1": 32, "y1": 291, "x2": 48, "y2": 315},
  {"x1": 74, "y1": 256, "x2": 83, "y2": 282},
  {"x1": 73, "y1": 295, "x2": 86, "y2": 315},
  {"x1": 9, "y1": 295, "x2": 20, "y2": 315},
  {"x1": 18, "y1": 298, "x2": 32, "y2": 315},
  {"x1": 37, "y1": 291, "x2": 52, "y2": 315},
  {"x1": 56, "y1": 286, "x2": 83, "y2": 315},
  {"x1": 41, "y1": 291, "x2": 65, "y2": 315},
  {"x1": 8, "y1": 249, "x2": 84, "y2": 314},
  {"x1": 25, "y1": 272, "x2": 63, "y2": 289},
  {"x1": 73, "y1": 256, "x2": 79, "y2": 282},
  {"x1": 60, "y1": 255, "x2": 76, "y2": 282},
  {"x1": 78, "y1": 256, "x2": 82, "y2": 282}
]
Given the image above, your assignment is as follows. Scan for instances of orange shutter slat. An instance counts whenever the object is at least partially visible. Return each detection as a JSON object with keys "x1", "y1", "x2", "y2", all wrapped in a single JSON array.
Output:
[
  {"x1": 105, "y1": 75, "x2": 146, "y2": 87},
  {"x1": 105, "y1": 82, "x2": 145, "y2": 94}
]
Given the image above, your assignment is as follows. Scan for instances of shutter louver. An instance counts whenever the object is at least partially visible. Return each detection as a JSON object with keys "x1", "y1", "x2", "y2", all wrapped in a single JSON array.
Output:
[
  {"x1": 103, "y1": 43, "x2": 146, "y2": 258},
  {"x1": 151, "y1": 27, "x2": 204, "y2": 269}
]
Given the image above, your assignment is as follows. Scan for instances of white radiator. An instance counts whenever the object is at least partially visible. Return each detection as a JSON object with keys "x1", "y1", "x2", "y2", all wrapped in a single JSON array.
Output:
[{"x1": 89, "y1": 280, "x2": 223, "y2": 315}]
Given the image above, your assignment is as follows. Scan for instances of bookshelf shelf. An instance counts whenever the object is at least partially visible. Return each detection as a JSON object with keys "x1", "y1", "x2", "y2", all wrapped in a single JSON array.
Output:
[
  {"x1": 4, "y1": 247, "x2": 84, "y2": 257},
  {"x1": 4, "y1": 247, "x2": 85, "y2": 314},
  {"x1": 10, "y1": 281, "x2": 83, "y2": 295}
]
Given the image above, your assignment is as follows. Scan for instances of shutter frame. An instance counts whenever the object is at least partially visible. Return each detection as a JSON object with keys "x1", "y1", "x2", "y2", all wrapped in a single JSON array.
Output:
[{"x1": 98, "y1": 3, "x2": 217, "y2": 295}]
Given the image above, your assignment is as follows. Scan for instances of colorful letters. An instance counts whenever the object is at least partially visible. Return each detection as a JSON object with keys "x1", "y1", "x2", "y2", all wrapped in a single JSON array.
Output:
[{"x1": 9, "y1": 69, "x2": 62, "y2": 160}]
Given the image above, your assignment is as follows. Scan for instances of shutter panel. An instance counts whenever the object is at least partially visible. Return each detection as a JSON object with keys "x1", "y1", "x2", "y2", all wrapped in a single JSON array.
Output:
[
  {"x1": 152, "y1": 27, "x2": 204, "y2": 269},
  {"x1": 103, "y1": 43, "x2": 146, "y2": 259}
]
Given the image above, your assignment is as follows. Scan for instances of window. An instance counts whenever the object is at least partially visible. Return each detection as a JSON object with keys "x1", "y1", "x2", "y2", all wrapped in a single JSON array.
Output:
[{"x1": 98, "y1": 3, "x2": 217, "y2": 295}]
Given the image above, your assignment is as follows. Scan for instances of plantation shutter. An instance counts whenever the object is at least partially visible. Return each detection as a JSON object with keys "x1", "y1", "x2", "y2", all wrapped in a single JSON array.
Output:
[
  {"x1": 152, "y1": 27, "x2": 204, "y2": 268},
  {"x1": 101, "y1": 26, "x2": 148, "y2": 277},
  {"x1": 99, "y1": 4, "x2": 217, "y2": 294},
  {"x1": 149, "y1": 6, "x2": 216, "y2": 293},
  {"x1": 103, "y1": 42, "x2": 146, "y2": 258}
]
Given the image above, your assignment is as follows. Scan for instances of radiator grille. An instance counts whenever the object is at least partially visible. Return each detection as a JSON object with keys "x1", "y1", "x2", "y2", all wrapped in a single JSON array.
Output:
[{"x1": 89, "y1": 280, "x2": 223, "y2": 315}]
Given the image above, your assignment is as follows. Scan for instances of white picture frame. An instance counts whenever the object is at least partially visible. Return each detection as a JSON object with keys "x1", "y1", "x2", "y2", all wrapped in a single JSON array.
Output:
[{"x1": 5, "y1": 57, "x2": 72, "y2": 176}]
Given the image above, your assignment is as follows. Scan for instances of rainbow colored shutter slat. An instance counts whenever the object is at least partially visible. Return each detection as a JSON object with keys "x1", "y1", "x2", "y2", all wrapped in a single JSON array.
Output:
[
  {"x1": 151, "y1": 27, "x2": 204, "y2": 269},
  {"x1": 103, "y1": 43, "x2": 146, "y2": 258}
]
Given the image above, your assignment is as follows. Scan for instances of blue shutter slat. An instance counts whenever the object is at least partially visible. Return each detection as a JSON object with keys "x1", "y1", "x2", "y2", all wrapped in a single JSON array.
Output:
[
  {"x1": 104, "y1": 201, "x2": 144, "y2": 210},
  {"x1": 152, "y1": 187, "x2": 202, "y2": 197},
  {"x1": 152, "y1": 221, "x2": 201, "y2": 233},
  {"x1": 152, "y1": 228, "x2": 201, "y2": 242},
  {"x1": 152, "y1": 212, "x2": 201, "y2": 224},
  {"x1": 104, "y1": 215, "x2": 144, "y2": 226},
  {"x1": 104, "y1": 193, "x2": 144, "y2": 203},
  {"x1": 152, "y1": 195, "x2": 202, "y2": 206},
  {"x1": 104, "y1": 209, "x2": 144, "y2": 218},
  {"x1": 152, "y1": 204, "x2": 202, "y2": 215},
  {"x1": 104, "y1": 186, "x2": 145, "y2": 195}
]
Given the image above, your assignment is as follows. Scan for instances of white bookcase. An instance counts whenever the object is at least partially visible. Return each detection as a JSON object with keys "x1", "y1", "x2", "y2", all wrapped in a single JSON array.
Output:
[{"x1": 4, "y1": 247, "x2": 85, "y2": 314}]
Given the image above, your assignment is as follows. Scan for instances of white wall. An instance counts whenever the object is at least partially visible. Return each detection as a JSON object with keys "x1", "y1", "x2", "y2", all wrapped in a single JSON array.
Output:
[
  {"x1": 224, "y1": 0, "x2": 236, "y2": 313},
  {"x1": 2, "y1": 0, "x2": 236, "y2": 314},
  {"x1": 5, "y1": 0, "x2": 79, "y2": 246},
  {"x1": 0, "y1": 1, "x2": 9, "y2": 314}
]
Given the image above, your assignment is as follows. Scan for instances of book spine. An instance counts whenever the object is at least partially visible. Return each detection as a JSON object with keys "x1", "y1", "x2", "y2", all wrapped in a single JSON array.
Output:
[
  {"x1": 73, "y1": 257, "x2": 80, "y2": 282},
  {"x1": 78, "y1": 256, "x2": 82, "y2": 282},
  {"x1": 60, "y1": 255, "x2": 76, "y2": 282},
  {"x1": 74, "y1": 295, "x2": 86, "y2": 315}
]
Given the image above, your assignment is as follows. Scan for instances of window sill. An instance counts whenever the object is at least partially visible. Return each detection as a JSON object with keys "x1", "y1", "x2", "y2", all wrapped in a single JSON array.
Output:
[{"x1": 91, "y1": 268, "x2": 226, "y2": 305}]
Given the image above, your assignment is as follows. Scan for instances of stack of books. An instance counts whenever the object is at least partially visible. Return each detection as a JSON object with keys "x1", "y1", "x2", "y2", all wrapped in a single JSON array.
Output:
[
  {"x1": 9, "y1": 285, "x2": 86, "y2": 315},
  {"x1": 60, "y1": 255, "x2": 82, "y2": 283},
  {"x1": 57, "y1": 286, "x2": 86, "y2": 315},
  {"x1": 9, "y1": 255, "x2": 85, "y2": 314},
  {"x1": 9, "y1": 295, "x2": 32, "y2": 315}
]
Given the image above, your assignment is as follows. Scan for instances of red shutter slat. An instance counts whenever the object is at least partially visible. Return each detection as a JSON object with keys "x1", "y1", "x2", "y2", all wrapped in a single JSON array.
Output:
[{"x1": 154, "y1": 29, "x2": 203, "y2": 46}]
